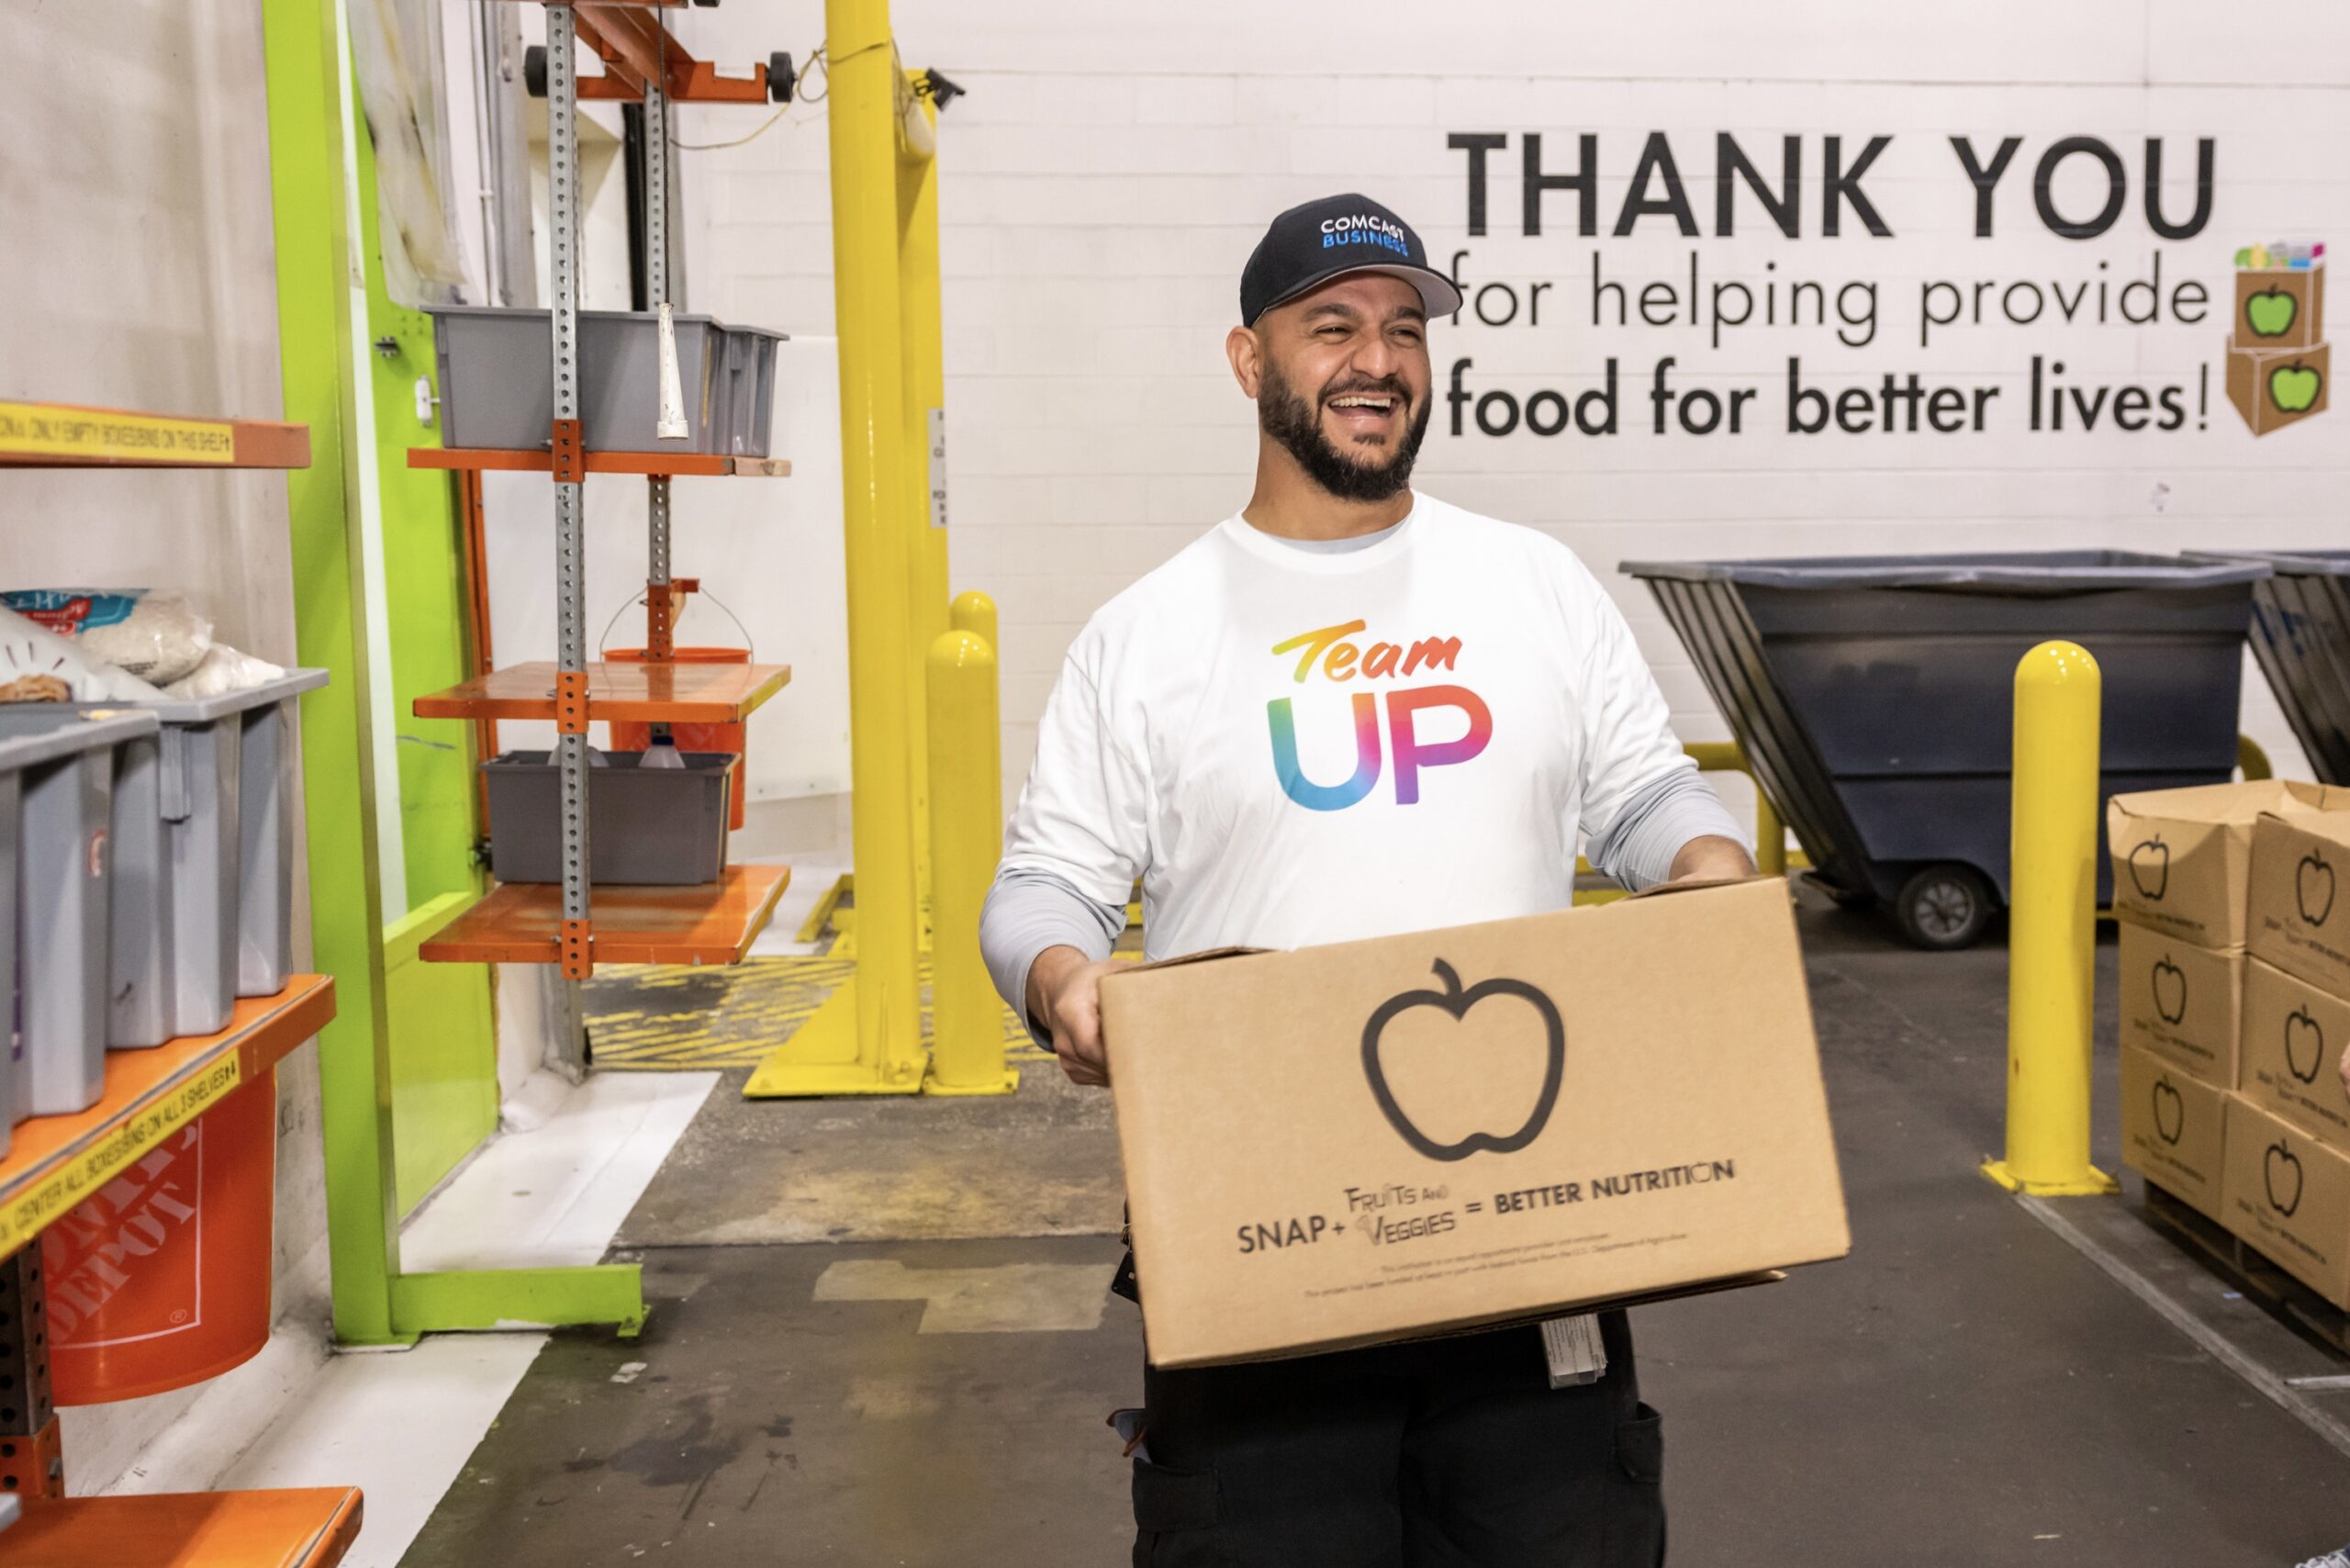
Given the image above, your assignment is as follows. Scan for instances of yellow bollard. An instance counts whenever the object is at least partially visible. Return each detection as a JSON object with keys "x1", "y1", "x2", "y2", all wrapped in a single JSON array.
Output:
[
  {"x1": 950, "y1": 588, "x2": 997, "y2": 652},
  {"x1": 1984, "y1": 640, "x2": 2117, "y2": 1195},
  {"x1": 923, "y1": 629, "x2": 1015, "y2": 1095}
]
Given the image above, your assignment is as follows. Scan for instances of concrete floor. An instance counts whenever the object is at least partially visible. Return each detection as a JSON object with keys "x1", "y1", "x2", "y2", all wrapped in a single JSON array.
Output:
[{"x1": 401, "y1": 890, "x2": 2350, "y2": 1566}]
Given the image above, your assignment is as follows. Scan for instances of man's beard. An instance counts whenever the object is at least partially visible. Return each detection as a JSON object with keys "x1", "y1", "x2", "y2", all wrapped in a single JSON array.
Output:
[{"x1": 1258, "y1": 359, "x2": 1431, "y2": 504}]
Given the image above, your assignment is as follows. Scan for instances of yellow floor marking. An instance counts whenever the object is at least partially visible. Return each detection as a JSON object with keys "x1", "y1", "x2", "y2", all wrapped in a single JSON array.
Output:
[{"x1": 583, "y1": 954, "x2": 1051, "y2": 1070}]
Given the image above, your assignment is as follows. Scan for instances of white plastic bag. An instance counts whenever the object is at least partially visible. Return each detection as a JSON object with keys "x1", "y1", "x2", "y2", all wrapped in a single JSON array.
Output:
[
  {"x1": 0, "y1": 606, "x2": 164, "y2": 703},
  {"x1": 162, "y1": 644, "x2": 287, "y2": 700},
  {"x1": 1, "y1": 589, "x2": 214, "y2": 684}
]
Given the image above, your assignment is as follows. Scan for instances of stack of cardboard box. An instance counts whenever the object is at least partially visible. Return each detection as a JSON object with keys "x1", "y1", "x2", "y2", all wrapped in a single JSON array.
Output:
[
  {"x1": 2109, "y1": 781, "x2": 2350, "y2": 1307},
  {"x1": 2225, "y1": 242, "x2": 2328, "y2": 437}
]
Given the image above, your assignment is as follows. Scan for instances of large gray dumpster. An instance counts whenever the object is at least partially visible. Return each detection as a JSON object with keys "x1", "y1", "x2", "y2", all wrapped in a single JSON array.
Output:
[
  {"x1": 2190, "y1": 550, "x2": 2350, "y2": 786},
  {"x1": 1622, "y1": 552, "x2": 2266, "y2": 948}
]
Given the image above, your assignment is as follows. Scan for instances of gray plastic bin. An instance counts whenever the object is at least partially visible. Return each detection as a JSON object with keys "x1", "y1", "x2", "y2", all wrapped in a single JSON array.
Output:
[
  {"x1": 65, "y1": 669, "x2": 328, "y2": 1036},
  {"x1": 0, "y1": 708, "x2": 158, "y2": 1117},
  {"x1": 1622, "y1": 552, "x2": 2267, "y2": 949},
  {"x1": 482, "y1": 749, "x2": 735, "y2": 885},
  {"x1": 236, "y1": 673, "x2": 327, "y2": 996},
  {"x1": 2188, "y1": 551, "x2": 2350, "y2": 786},
  {"x1": 718, "y1": 326, "x2": 788, "y2": 457},
  {"x1": 428, "y1": 307, "x2": 785, "y2": 456}
]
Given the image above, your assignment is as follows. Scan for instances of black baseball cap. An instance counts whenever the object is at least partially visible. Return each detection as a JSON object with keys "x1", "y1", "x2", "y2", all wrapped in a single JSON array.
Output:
[{"x1": 1240, "y1": 193, "x2": 1462, "y2": 326}]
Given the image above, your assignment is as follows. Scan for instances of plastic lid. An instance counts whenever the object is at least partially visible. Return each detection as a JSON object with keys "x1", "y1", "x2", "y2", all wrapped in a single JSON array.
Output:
[
  {"x1": 1618, "y1": 550, "x2": 2271, "y2": 590},
  {"x1": 2184, "y1": 548, "x2": 2350, "y2": 577},
  {"x1": 0, "y1": 705, "x2": 160, "y2": 767}
]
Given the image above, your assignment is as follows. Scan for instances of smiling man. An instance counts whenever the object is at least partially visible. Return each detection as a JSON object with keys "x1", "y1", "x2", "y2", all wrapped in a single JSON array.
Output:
[{"x1": 979, "y1": 192, "x2": 1752, "y2": 1566}]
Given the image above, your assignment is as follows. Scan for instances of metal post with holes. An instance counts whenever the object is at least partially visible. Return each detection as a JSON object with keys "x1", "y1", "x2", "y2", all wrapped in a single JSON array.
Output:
[
  {"x1": 0, "y1": 1250, "x2": 61, "y2": 1504},
  {"x1": 546, "y1": 4, "x2": 593, "y2": 982},
  {"x1": 643, "y1": 72, "x2": 676, "y2": 664}
]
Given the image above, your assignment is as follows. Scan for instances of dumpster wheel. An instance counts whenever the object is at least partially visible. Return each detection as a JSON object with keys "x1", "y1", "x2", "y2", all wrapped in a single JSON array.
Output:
[{"x1": 1895, "y1": 863, "x2": 1996, "y2": 951}]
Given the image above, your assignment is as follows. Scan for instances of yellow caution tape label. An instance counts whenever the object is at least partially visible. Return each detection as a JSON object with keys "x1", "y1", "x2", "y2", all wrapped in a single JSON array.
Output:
[
  {"x1": 0, "y1": 1053, "x2": 243, "y2": 1251},
  {"x1": 0, "y1": 401, "x2": 238, "y2": 465}
]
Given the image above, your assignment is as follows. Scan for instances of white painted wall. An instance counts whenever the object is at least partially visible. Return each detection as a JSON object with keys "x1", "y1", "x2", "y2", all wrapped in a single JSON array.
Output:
[
  {"x1": 0, "y1": 0, "x2": 332, "y2": 1496},
  {"x1": 650, "y1": 0, "x2": 2350, "y2": 837}
]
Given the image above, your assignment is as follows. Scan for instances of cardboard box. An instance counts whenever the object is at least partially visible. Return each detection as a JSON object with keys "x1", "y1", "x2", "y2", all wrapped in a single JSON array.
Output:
[
  {"x1": 2221, "y1": 1093, "x2": 2350, "y2": 1309},
  {"x1": 2115, "y1": 923, "x2": 2242, "y2": 1085},
  {"x1": 2225, "y1": 335, "x2": 2329, "y2": 438},
  {"x1": 2240, "y1": 957, "x2": 2350, "y2": 1148},
  {"x1": 2233, "y1": 263, "x2": 2325, "y2": 353},
  {"x1": 1098, "y1": 879, "x2": 1850, "y2": 1369},
  {"x1": 2120, "y1": 1042, "x2": 2228, "y2": 1221},
  {"x1": 2107, "y1": 780, "x2": 2348, "y2": 948},
  {"x1": 2250, "y1": 808, "x2": 2350, "y2": 998}
]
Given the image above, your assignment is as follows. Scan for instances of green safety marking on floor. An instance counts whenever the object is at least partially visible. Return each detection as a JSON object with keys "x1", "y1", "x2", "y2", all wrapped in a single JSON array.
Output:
[{"x1": 583, "y1": 956, "x2": 1053, "y2": 1071}]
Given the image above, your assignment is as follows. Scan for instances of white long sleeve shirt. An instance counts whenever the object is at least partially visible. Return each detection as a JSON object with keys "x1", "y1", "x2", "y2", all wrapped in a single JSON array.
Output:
[{"x1": 985, "y1": 493, "x2": 1742, "y2": 997}]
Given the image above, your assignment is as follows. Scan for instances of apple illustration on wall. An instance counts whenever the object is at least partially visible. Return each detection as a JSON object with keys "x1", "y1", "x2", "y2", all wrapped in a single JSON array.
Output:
[
  {"x1": 2245, "y1": 287, "x2": 2300, "y2": 339},
  {"x1": 2151, "y1": 955, "x2": 2188, "y2": 1026},
  {"x1": 1360, "y1": 958, "x2": 1565, "y2": 1162},
  {"x1": 2300, "y1": 848, "x2": 2336, "y2": 927},
  {"x1": 2287, "y1": 1005, "x2": 2326, "y2": 1086},
  {"x1": 2266, "y1": 1139, "x2": 2305, "y2": 1218},
  {"x1": 2271, "y1": 363, "x2": 2324, "y2": 415},
  {"x1": 2128, "y1": 835, "x2": 2169, "y2": 901}
]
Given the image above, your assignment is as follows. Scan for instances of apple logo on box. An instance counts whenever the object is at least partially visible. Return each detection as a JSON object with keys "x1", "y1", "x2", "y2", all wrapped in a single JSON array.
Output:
[
  {"x1": 1360, "y1": 959, "x2": 1564, "y2": 1163},
  {"x1": 2246, "y1": 287, "x2": 2300, "y2": 339},
  {"x1": 2152, "y1": 1078, "x2": 2186, "y2": 1146},
  {"x1": 2128, "y1": 836, "x2": 2169, "y2": 902},
  {"x1": 2151, "y1": 956, "x2": 2188, "y2": 1026},
  {"x1": 2271, "y1": 363, "x2": 2324, "y2": 416},
  {"x1": 2300, "y1": 849, "x2": 2336, "y2": 928},
  {"x1": 2266, "y1": 1139, "x2": 2305, "y2": 1218},
  {"x1": 2287, "y1": 1006, "x2": 2325, "y2": 1086}
]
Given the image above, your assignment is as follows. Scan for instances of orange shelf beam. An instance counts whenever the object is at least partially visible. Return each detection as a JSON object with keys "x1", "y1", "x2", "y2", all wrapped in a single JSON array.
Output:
[
  {"x1": 412, "y1": 659, "x2": 789, "y2": 724},
  {"x1": 408, "y1": 447, "x2": 789, "y2": 478},
  {"x1": 5, "y1": 1485, "x2": 362, "y2": 1568},
  {"x1": 420, "y1": 864, "x2": 791, "y2": 967},
  {"x1": 0, "y1": 977, "x2": 335, "y2": 1259},
  {"x1": 0, "y1": 399, "x2": 309, "y2": 470}
]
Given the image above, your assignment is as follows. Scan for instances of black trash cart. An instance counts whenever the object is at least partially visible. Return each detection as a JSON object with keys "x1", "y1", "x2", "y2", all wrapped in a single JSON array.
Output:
[
  {"x1": 2191, "y1": 550, "x2": 2350, "y2": 786},
  {"x1": 1622, "y1": 552, "x2": 2267, "y2": 948}
]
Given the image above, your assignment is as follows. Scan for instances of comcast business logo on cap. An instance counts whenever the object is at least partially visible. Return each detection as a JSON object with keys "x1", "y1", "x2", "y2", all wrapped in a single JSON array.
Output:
[{"x1": 1320, "y1": 214, "x2": 1411, "y2": 257}]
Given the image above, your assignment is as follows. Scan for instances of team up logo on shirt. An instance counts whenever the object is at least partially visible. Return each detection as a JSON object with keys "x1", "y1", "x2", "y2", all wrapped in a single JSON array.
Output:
[{"x1": 1266, "y1": 619, "x2": 1492, "y2": 810}]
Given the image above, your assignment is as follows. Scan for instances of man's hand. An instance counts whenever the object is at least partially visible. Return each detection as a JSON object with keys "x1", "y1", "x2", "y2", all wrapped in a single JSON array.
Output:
[
  {"x1": 2338, "y1": 1042, "x2": 2350, "y2": 1105},
  {"x1": 1027, "y1": 945, "x2": 1124, "y2": 1087},
  {"x1": 1668, "y1": 834, "x2": 1758, "y2": 883}
]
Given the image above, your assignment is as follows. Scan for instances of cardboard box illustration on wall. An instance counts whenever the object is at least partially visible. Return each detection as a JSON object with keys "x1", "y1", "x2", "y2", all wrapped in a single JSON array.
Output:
[
  {"x1": 2228, "y1": 337, "x2": 2329, "y2": 437},
  {"x1": 2234, "y1": 264, "x2": 2326, "y2": 353},
  {"x1": 2226, "y1": 244, "x2": 2327, "y2": 437}
]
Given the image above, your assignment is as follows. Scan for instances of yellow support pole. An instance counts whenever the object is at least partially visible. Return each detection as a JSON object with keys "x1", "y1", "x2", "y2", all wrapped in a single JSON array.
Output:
[
  {"x1": 923, "y1": 628, "x2": 1015, "y2": 1096},
  {"x1": 747, "y1": 0, "x2": 924, "y2": 1099},
  {"x1": 1984, "y1": 640, "x2": 2117, "y2": 1195},
  {"x1": 1680, "y1": 740, "x2": 1786, "y2": 877},
  {"x1": 899, "y1": 75, "x2": 948, "y2": 911}
]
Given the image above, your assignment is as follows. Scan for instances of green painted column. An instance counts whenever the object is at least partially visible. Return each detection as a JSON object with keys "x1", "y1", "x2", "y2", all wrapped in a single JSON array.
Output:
[{"x1": 261, "y1": 0, "x2": 406, "y2": 1346}]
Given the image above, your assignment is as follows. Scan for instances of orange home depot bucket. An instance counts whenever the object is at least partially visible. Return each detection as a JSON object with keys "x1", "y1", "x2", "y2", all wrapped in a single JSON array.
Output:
[
  {"x1": 604, "y1": 645, "x2": 751, "y2": 830},
  {"x1": 41, "y1": 1068, "x2": 277, "y2": 1405}
]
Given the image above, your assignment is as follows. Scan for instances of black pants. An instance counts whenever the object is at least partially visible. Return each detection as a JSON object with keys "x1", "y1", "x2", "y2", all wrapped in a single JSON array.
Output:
[{"x1": 1131, "y1": 1311, "x2": 1664, "y2": 1567}]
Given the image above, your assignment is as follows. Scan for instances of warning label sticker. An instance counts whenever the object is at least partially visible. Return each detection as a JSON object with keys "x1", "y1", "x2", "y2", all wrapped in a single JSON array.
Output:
[
  {"x1": 0, "y1": 401, "x2": 238, "y2": 465},
  {"x1": 0, "y1": 1053, "x2": 243, "y2": 1252}
]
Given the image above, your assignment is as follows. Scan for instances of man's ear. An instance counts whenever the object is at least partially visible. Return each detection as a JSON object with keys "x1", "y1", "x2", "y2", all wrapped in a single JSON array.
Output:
[{"x1": 1225, "y1": 324, "x2": 1262, "y2": 399}]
